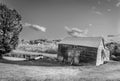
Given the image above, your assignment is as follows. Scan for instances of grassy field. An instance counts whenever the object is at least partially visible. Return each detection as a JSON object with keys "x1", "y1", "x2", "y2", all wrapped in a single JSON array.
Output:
[{"x1": 0, "y1": 59, "x2": 120, "y2": 81}]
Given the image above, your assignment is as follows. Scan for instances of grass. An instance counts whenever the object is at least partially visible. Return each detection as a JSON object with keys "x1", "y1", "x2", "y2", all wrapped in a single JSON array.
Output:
[
  {"x1": 0, "y1": 58, "x2": 120, "y2": 81},
  {"x1": 0, "y1": 57, "x2": 65, "y2": 66},
  {"x1": 0, "y1": 50, "x2": 120, "y2": 81}
]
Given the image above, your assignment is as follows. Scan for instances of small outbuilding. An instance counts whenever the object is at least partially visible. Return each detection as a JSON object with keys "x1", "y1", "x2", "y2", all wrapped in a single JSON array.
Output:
[{"x1": 57, "y1": 37, "x2": 110, "y2": 66}]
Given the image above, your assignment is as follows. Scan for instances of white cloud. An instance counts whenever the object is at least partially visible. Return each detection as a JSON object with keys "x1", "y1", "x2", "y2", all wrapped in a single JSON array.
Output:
[
  {"x1": 107, "y1": 34, "x2": 120, "y2": 37},
  {"x1": 91, "y1": 6, "x2": 103, "y2": 15},
  {"x1": 32, "y1": 24, "x2": 46, "y2": 32},
  {"x1": 116, "y1": 2, "x2": 120, "y2": 7},
  {"x1": 65, "y1": 26, "x2": 88, "y2": 37},
  {"x1": 97, "y1": 1, "x2": 101, "y2": 5},
  {"x1": 91, "y1": 6, "x2": 97, "y2": 10},
  {"x1": 116, "y1": 0, "x2": 120, "y2": 7},
  {"x1": 89, "y1": 24, "x2": 93, "y2": 27},
  {"x1": 23, "y1": 23, "x2": 46, "y2": 32},
  {"x1": 107, "y1": 9, "x2": 111, "y2": 12},
  {"x1": 94, "y1": 11, "x2": 103, "y2": 15}
]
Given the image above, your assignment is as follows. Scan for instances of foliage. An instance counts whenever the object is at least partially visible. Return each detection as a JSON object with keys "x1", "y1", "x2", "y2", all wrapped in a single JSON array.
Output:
[
  {"x1": 106, "y1": 42, "x2": 120, "y2": 60},
  {"x1": 18, "y1": 39, "x2": 60, "y2": 54},
  {"x1": 17, "y1": 43, "x2": 58, "y2": 54},
  {"x1": 0, "y1": 4, "x2": 22, "y2": 55}
]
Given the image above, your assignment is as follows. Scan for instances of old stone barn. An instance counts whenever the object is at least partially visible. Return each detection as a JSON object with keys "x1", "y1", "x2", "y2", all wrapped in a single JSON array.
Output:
[{"x1": 57, "y1": 37, "x2": 110, "y2": 66}]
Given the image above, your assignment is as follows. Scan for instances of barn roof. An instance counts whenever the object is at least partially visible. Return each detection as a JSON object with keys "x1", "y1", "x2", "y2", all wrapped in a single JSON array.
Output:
[{"x1": 59, "y1": 37, "x2": 104, "y2": 48}]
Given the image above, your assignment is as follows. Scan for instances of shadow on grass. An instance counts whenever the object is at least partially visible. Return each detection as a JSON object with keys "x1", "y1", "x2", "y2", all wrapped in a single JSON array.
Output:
[
  {"x1": 0, "y1": 58, "x2": 95, "y2": 67},
  {"x1": 0, "y1": 56, "x2": 94, "y2": 67},
  {"x1": 0, "y1": 58, "x2": 71, "y2": 67}
]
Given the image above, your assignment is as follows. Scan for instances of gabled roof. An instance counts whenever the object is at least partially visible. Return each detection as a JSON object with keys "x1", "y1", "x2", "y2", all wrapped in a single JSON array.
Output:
[{"x1": 59, "y1": 37, "x2": 104, "y2": 48}]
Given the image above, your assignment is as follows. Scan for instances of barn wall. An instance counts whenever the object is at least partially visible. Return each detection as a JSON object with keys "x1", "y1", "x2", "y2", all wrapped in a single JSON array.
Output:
[
  {"x1": 57, "y1": 44, "x2": 67, "y2": 61},
  {"x1": 103, "y1": 48, "x2": 110, "y2": 62},
  {"x1": 96, "y1": 40, "x2": 104, "y2": 66},
  {"x1": 57, "y1": 44, "x2": 98, "y2": 65},
  {"x1": 78, "y1": 46, "x2": 97, "y2": 65}
]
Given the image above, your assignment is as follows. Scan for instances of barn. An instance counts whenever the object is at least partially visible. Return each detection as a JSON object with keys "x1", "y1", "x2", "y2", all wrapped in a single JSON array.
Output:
[{"x1": 57, "y1": 37, "x2": 110, "y2": 66}]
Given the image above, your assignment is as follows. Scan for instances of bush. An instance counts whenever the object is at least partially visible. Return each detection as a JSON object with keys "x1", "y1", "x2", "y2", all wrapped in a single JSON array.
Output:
[{"x1": 106, "y1": 42, "x2": 120, "y2": 60}]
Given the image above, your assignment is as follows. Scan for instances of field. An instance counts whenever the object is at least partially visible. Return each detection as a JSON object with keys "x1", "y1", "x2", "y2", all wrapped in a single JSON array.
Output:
[
  {"x1": 0, "y1": 50, "x2": 120, "y2": 81},
  {"x1": 0, "y1": 58, "x2": 120, "y2": 81}
]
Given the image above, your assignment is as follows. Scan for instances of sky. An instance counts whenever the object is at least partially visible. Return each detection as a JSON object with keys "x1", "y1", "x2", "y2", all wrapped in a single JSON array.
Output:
[{"x1": 0, "y1": 0, "x2": 120, "y2": 40}]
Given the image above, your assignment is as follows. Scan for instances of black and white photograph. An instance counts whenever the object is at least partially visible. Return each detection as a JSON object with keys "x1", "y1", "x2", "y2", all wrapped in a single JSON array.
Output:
[{"x1": 0, "y1": 0, "x2": 120, "y2": 81}]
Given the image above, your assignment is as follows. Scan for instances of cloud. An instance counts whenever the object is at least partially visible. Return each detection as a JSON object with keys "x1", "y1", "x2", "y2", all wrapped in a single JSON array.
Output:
[
  {"x1": 116, "y1": 2, "x2": 120, "y2": 7},
  {"x1": 107, "y1": 9, "x2": 111, "y2": 12},
  {"x1": 97, "y1": 1, "x2": 101, "y2": 5},
  {"x1": 91, "y1": 6, "x2": 96, "y2": 10},
  {"x1": 91, "y1": 6, "x2": 103, "y2": 15},
  {"x1": 65, "y1": 26, "x2": 88, "y2": 37},
  {"x1": 94, "y1": 11, "x2": 103, "y2": 15},
  {"x1": 107, "y1": 34, "x2": 120, "y2": 37},
  {"x1": 23, "y1": 23, "x2": 46, "y2": 32},
  {"x1": 116, "y1": 0, "x2": 120, "y2": 7},
  {"x1": 89, "y1": 24, "x2": 93, "y2": 27}
]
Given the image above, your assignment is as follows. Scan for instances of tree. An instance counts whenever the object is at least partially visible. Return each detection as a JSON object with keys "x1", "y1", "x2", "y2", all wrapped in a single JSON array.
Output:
[{"x1": 0, "y1": 4, "x2": 23, "y2": 58}]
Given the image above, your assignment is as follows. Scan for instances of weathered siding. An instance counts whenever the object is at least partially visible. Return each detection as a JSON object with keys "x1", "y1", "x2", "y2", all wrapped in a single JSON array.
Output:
[
  {"x1": 58, "y1": 44, "x2": 98, "y2": 65},
  {"x1": 79, "y1": 47, "x2": 97, "y2": 64}
]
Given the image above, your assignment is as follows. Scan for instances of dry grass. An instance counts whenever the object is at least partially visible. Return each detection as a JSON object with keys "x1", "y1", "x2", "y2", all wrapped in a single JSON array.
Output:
[
  {"x1": 0, "y1": 60, "x2": 120, "y2": 81},
  {"x1": 1, "y1": 50, "x2": 120, "y2": 81}
]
